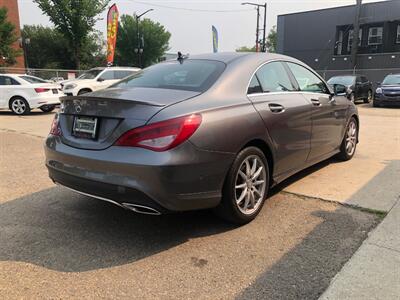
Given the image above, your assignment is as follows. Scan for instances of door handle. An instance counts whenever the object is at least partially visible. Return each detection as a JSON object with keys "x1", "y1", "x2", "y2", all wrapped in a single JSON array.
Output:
[
  {"x1": 268, "y1": 103, "x2": 285, "y2": 113},
  {"x1": 311, "y1": 99, "x2": 321, "y2": 106}
]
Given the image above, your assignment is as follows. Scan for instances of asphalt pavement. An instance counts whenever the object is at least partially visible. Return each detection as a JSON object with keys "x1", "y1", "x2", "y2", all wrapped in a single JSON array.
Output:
[{"x1": 0, "y1": 105, "x2": 394, "y2": 299}]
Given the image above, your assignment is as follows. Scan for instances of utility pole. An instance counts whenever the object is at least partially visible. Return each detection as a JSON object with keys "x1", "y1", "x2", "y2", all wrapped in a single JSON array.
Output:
[
  {"x1": 135, "y1": 9, "x2": 154, "y2": 68},
  {"x1": 256, "y1": 6, "x2": 260, "y2": 52},
  {"x1": 351, "y1": 0, "x2": 362, "y2": 69},
  {"x1": 262, "y1": 3, "x2": 267, "y2": 52},
  {"x1": 242, "y1": 2, "x2": 267, "y2": 52}
]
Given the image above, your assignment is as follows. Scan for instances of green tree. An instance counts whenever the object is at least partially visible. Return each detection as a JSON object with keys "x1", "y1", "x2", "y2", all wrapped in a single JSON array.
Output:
[
  {"x1": 115, "y1": 14, "x2": 171, "y2": 68},
  {"x1": 0, "y1": 7, "x2": 21, "y2": 66},
  {"x1": 235, "y1": 45, "x2": 256, "y2": 52},
  {"x1": 22, "y1": 25, "x2": 72, "y2": 69},
  {"x1": 267, "y1": 25, "x2": 277, "y2": 53},
  {"x1": 33, "y1": 0, "x2": 110, "y2": 69},
  {"x1": 22, "y1": 25, "x2": 106, "y2": 70}
]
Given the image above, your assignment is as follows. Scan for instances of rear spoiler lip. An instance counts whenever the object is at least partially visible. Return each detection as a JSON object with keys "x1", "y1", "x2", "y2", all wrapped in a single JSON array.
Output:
[{"x1": 60, "y1": 95, "x2": 166, "y2": 107}]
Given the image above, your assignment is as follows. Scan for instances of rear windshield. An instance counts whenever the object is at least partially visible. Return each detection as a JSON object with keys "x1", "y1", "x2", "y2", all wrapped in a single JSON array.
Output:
[
  {"x1": 327, "y1": 76, "x2": 355, "y2": 86},
  {"x1": 382, "y1": 74, "x2": 400, "y2": 85},
  {"x1": 112, "y1": 60, "x2": 226, "y2": 92},
  {"x1": 20, "y1": 75, "x2": 47, "y2": 83}
]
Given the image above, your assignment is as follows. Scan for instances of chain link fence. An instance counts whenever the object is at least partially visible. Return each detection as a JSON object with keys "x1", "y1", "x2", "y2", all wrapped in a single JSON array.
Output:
[{"x1": 0, "y1": 67, "x2": 87, "y2": 82}]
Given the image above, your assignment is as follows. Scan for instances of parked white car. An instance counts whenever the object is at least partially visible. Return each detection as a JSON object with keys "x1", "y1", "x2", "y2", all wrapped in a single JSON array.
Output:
[
  {"x1": 0, "y1": 74, "x2": 62, "y2": 115},
  {"x1": 61, "y1": 67, "x2": 141, "y2": 96}
]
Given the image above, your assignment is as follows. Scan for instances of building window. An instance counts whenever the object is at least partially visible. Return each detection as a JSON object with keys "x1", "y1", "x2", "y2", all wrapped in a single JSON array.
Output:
[
  {"x1": 397, "y1": 25, "x2": 400, "y2": 44},
  {"x1": 368, "y1": 27, "x2": 383, "y2": 45},
  {"x1": 348, "y1": 29, "x2": 362, "y2": 52},
  {"x1": 337, "y1": 30, "x2": 343, "y2": 55}
]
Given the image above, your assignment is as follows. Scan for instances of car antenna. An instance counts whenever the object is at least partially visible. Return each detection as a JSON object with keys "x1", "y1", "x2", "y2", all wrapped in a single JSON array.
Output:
[{"x1": 177, "y1": 52, "x2": 189, "y2": 64}]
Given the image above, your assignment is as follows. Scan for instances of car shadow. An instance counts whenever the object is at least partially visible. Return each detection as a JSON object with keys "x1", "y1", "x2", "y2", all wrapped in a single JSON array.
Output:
[
  {"x1": 0, "y1": 186, "x2": 234, "y2": 272},
  {"x1": 270, "y1": 156, "x2": 342, "y2": 195}
]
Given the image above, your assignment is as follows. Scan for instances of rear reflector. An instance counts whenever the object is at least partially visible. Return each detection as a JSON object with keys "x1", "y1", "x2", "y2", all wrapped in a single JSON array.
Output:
[
  {"x1": 115, "y1": 114, "x2": 202, "y2": 151},
  {"x1": 35, "y1": 88, "x2": 50, "y2": 93},
  {"x1": 49, "y1": 114, "x2": 62, "y2": 136}
]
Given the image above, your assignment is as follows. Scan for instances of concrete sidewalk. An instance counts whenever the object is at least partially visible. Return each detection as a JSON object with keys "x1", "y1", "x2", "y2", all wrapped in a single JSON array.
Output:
[{"x1": 320, "y1": 197, "x2": 400, "y2": 300}]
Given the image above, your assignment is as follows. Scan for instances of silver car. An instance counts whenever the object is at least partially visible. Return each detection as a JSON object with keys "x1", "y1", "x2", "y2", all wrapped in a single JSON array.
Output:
[{"x1": 44, "y1": 52, "x2": 359, "y2": 224}]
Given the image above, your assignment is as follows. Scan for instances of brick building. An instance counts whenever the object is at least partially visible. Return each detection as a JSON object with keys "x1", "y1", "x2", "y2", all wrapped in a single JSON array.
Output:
[{"x1": 0, "y1": 0, "x2": 25, "y2": 68}]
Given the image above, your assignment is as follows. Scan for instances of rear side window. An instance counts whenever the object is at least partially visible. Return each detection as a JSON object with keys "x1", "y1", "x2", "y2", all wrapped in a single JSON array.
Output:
[
  {"x1": 113, "y1": 60, "x2": 226, "y2": 92},
  {"x1": 255, "y1": 61, "x2": 294, "y2": 92},
  {"x1": 286, "y1": 62, "x2": 328, "y2": 94},
  {"x1": 0, "y1": 76, "x2": 20, "y2": 85},
  {"x1": 247, "y1": 75, "x2": 263, "y2": 94}
]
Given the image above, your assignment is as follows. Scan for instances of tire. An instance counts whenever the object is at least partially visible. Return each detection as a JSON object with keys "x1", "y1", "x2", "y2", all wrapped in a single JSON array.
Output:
[
  {"x1": 9, "y1": 97, "x2": 31, "y2": 115},
  {"x1": 214, "y1": 146, "x2": 270, "y2": 225},
  {"x1": 78, "y1": 89, "x2": 92, "y2": 95},
  {"x1": 364, "y1": 90, "x2": 372, "y2": 103},
  {"x1": 39, "y1": 104, "x2": 56, "y2": 113},
  {"x1": 349, "y1": 93, "x2": 355, "y2": 103},
  {"x1": 337, "y1": 117, "x2": 358, "y2": 161}
]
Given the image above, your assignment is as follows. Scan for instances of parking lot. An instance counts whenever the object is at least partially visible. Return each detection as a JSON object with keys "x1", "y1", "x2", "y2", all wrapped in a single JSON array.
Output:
[{"x1": 0, "y1": 104, "x2": 399, "y2": 299}]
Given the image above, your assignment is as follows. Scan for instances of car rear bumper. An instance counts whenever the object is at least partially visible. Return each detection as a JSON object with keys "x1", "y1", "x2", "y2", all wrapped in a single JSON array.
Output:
[
  {"x1": 44, "y1": 136, "x2": 235, "y2": 212},
  {"x1": 374, "y1": 95, "x2": 400, "y2": 106},
  {"x1": 31, "y1": 95, "x2": 61, "y2": 108}
]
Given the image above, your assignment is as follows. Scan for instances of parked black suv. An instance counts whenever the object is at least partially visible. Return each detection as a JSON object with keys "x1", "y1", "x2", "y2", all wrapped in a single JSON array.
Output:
[
  {"x1": 374, "y1": 74, "x2": 400, "y2": 107},
  {"x1": 327, "y1": 75, "x2": 373, "y2": 103}
]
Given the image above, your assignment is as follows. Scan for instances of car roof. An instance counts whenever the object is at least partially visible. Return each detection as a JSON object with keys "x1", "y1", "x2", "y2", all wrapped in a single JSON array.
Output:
[
  {"x1": 186, "y1": 52, "x2": 298, "y2": 64},
  {"x1": 89, "y1": 67, "x2": 141, "y2": 71},
  {"x1": 329, "y1": 75, "x2": 356, "y2": 78}
]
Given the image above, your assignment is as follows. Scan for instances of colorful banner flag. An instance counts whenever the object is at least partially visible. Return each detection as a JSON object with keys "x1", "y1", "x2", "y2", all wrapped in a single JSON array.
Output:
[
  {"x1": 106, "y1": 4, "x2": 119, "y2": 65},
  {"x1": 212, "y1": 25, "x2": 218, "y2": 53}
]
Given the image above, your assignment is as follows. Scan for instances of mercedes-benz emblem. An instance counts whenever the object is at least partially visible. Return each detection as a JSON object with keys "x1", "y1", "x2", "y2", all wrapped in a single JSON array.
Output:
[{"x1": 75, "y1": 105, "x2": 82, "y2": 113}]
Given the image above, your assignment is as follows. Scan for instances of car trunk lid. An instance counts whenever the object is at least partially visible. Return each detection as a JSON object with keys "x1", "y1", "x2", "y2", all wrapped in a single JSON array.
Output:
[{"x1": 58, "y1": 87, "x2": 200, "y2": 150}]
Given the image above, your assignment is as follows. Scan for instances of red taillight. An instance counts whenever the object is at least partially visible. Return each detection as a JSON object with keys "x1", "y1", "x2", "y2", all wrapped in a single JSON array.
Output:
[
  {"x1": 35, "y1": 88, "x2": 50, "y2": 93},
  {"x1": 115, "y1": 114, "x2": 202, "y2": 151},
  {"x1": 49, "y1": 114, "x2": 62, "y2": 136}
]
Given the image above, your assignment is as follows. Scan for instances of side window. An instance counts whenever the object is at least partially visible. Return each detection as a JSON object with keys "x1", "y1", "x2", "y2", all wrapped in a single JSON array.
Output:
[
  {"x1": 0, "y1": 76, "x2": 19, "y2": 85},
  {"x1": 114, "y1": 70, "x2": 134, "y2": 80},
  {"x1": 98, "y1": 70, "x2": 115, "y2": 80},
  {"x1": 256, "y1": 61, "x2": 294, "y2": 92},
  {"x1": 247, "y1": 75, "x2": 263, "y2": 94},
  {"x1": 286, "y1": 63, "x2": 328, "y2": 94}
]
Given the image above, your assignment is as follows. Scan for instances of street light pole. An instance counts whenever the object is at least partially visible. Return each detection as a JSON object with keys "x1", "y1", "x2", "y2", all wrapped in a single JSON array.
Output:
[
  {"x1": 256, "y1": 6, "x2": 260, "y2": 52},
  {"x1": 135, "y1": 9, "x2": 154, "y2": 67},
  {"x1": 242, "y1": 2, "x2": 267, "y2": 52}
]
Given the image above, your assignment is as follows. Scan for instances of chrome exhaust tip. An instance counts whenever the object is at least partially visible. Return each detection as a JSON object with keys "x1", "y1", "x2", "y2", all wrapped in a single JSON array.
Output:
[{"x1": 121, "y1": 203, "x2": 161, "y2": 215}]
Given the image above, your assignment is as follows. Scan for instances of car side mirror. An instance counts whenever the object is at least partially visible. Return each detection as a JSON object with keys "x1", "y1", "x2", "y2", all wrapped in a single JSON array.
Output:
[
  {"x1": 97, "y1": 77, "x2": 105, "y2": 82},
  {"x1": 376, "y1": 82, "x2": 381, "y2": 86},
  {"x1": 333, "y1": 84, "x2": 347, "y2": 96}
]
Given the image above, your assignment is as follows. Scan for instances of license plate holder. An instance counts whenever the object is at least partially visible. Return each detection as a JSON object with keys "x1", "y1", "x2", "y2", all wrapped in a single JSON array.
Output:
[{"x1": 72, "y1": 116, "x2": 98, "y2": 139}]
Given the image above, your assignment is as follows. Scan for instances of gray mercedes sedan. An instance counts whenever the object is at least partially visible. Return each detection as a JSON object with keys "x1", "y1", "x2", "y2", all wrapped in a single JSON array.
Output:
[{"x1": 45, "y1": 52, "x2": 359, "y2": 224}]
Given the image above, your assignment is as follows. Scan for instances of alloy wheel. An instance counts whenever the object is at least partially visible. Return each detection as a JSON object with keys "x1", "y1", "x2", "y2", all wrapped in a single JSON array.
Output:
[
  {"x1": 11, "y1": 99, "x2": 26, "y2": 115},
  {"x1": 345, "y1": 120, "x2": 357, "y2": 156},
  {"x1": 367, "y1": 90, "x2": 372, "y2": 103},
  {"x1": 234, "y1": 155, "x2": 267, "y2": 215}
]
